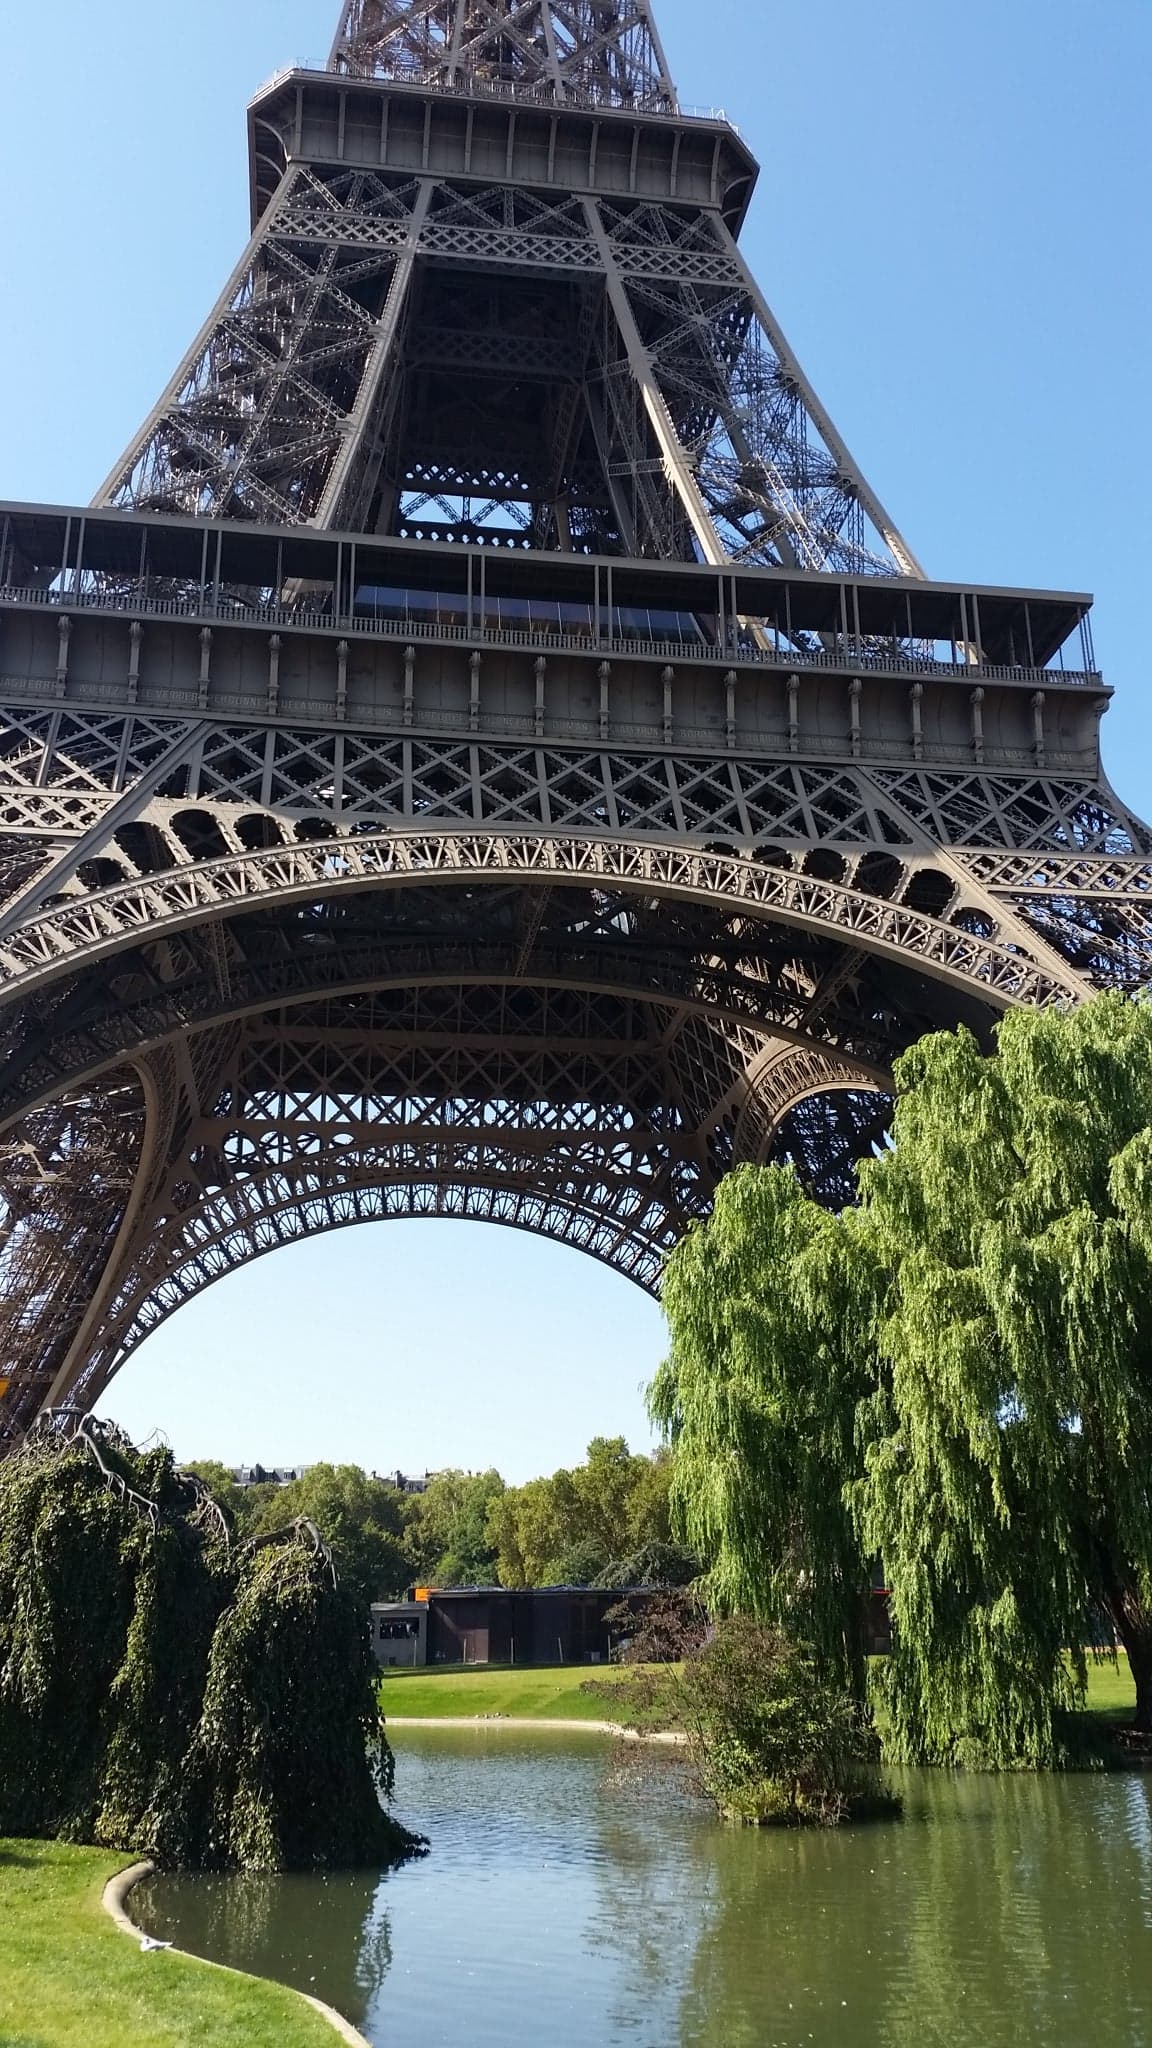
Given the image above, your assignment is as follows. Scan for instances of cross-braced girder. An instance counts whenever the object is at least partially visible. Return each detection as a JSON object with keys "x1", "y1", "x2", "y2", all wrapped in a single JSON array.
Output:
[
  {"x1": 2, "y1": 0, "x2": 1150, "y2": 1446},
  {"x1": 0, "y1": 816, "x2": 1069, "y2": 1441},
  {"x1": 95, "y1": 33, "x2": 921, "y2": 580},
  {"x1": 330, "y1": 0, "x2": 678, "y2": 111}
]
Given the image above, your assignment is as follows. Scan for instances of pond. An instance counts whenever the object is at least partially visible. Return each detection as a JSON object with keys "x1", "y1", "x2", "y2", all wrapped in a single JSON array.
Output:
[{"x1": 134, "y1": 1727, "x2": 1152, "y2": 2047}]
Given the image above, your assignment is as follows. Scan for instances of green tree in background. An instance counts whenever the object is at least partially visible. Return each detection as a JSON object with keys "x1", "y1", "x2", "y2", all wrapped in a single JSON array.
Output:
[
  {"x1": 487, "y1": 1438, "x2": 674, "y2": 1586},
  {"x1": 485, "y1": 1473, "x2": 556, "y2": 1586},
  {"x1": 658, "y1": 995, "x2": 1152, "y2": 1765},
  {"x1": 185, "y1": 1444, "x2": 682, "y2": 1596},
  {"x1": 401, "y1": 1467, "x2": 506, "y2": 1585},
  {"x1": 247, "y1": 1464, "x2": 409, "y2": 1608},
  {"x1": 592, "y1": 1541, "x2": 704, "y2": 1589}
]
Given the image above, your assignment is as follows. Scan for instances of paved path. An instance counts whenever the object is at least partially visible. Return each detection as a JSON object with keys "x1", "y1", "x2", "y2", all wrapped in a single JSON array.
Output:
[{"x1": 384, "y1": 1714, "x2": 685, "y2": 1742}]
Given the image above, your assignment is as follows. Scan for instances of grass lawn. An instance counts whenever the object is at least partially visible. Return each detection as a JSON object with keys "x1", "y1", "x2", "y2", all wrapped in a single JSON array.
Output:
[
  {"x1": 1083, "y1": 1654, "x2": 1137, "y2": 1719},
  {"x1": 380, "y1": 1654, "x2": 1139, "y2": 1727},
  {"x1": 0, "y1": 1839, "x2": 338, "y2": 2048},
  {"x1": 379, "y1": 1661, "x2": 637, "y2": 1721}
]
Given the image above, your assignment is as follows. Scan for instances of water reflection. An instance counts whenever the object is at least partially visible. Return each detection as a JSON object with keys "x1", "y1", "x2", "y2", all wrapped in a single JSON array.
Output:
[
  {"x1": 137, "y1": 1734, "x2": 1152, "y2": 2048},
  {"x1": 672, "y1": 1772, "x2": 1152, "y2": 2048},
  {"x1": 584, "y1": 1758, "x2": 717, "y2": 2032},
  {"x1": 133, "y1": 1866, "x2": 389, "y2": 2024}
]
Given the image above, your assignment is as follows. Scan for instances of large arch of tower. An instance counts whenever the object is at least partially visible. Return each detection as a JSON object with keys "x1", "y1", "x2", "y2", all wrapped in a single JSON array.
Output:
[{"x1": 1, "y1": 0, "x2": 1150, "y2": 1443}]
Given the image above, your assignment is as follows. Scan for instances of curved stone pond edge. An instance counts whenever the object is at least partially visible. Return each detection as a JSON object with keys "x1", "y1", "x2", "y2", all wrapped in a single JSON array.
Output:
[
  {"x1": 385, "y1": 1714, "x2": 686, "y2": 1740},
  {"x1": 102, "y1": 1858, "x2": 372, "y2": 2048}
]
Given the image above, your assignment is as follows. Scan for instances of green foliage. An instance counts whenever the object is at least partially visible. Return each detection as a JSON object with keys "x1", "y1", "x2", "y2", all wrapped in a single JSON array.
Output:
[
  {"x1": 852, "y1": 995, "x2": 1152, "y2": 1764},
  {"x1": 95, "y1": 1504, "x2": 233, "y2": 1856},
  {"x1": 176, "y1": 1540, "x2": 408, "y2": 1870},
  {"x1": 683, "y1": 1624, "x2": 890, "y2": 1825},
  {"x1": 658, "y1": 995, "x2": 1152, "y2": 1769},
  {"x1": 486, "y1": 1438, "x2": 675, "y2": 1586},
  {"x1": 654, "y1": 1166, "x2": 874, "y2": 1691},
  {"x1": 246, "y1": 1464, "x2": 409, "y2": 1608},
  {"x1": 603, "y1": 1608, "x2": 892, "y2": 1826},
  {"x1": 181, "y1": 1461, "x2": 263, "y2": 1537},
  {"x1": 0, "y1": 1420, "x2": 419, "y2": 1870},
  {"x1": 401, "y1": 1467, "x2": 506, "y2": 1585},
  {"x1": 0, "y1": 1433, "x2": 227, "y2": 1845},
  {"x1": 190, "y1": 1459, "x2": 501, "y2": 1593},
  {"x1": 591, "y1": 1541, "x2": 700, "y2": 1588},
  {"x1": 187, "y1": 1446, "x2": 676, "y2": 1598},
  {"x1": 485, "y1": 1474, "x2": 556, "y2": 1586}
]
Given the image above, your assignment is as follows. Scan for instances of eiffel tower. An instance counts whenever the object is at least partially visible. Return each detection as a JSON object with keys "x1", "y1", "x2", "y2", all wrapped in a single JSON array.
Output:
[{"x1": 0, "y1": 0, "x2": 1147, "y2": 1444}]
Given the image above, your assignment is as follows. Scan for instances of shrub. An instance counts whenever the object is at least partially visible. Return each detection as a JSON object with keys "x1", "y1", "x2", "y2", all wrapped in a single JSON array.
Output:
[{"x1": 593, "y1": 1603, "x2": 898, "y2": 1827}]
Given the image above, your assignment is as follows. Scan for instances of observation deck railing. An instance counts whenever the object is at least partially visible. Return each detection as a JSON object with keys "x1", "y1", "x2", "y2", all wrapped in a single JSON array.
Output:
[
  {"x1": 259, "y1": 62, "x2": 735, "y2": 128},
  {"x1": 0, "y1": 583, "x2": 1100, "y2": 693}
]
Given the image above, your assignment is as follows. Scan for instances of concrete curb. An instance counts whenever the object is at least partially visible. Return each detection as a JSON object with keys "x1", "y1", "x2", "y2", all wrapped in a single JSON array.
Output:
[{"x1": 101, "y1": 1858, "x2": 372, "y2": 2047}]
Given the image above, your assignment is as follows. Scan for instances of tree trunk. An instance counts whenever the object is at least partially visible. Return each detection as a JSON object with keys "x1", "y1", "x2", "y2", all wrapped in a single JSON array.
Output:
[
  {"x1": 1103, "y1": 1582, "x2": 1152, "y2": 1732},
  {"x1": 842, "y1": 1586, "x2": 871, "y2": 1708}
]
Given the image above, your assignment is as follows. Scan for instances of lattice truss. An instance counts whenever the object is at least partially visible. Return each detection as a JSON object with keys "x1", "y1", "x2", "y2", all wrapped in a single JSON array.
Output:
[
  {"x1": 0, "y1": 682, "x2": 1151, "y2": 1439},
  {"x1": 4, "y1": 0, "x2": 1151, "y2": 1443},
  {"x1": 1, "y1": 705, "x2": 1151, "y2": 995},
  {"x1": 96, "y1": 143, "x2": 919, "y2": 572},
  {"x1": 329, "y1": 0, "x2": 677, "y2": 110},
  {"x1": 0, "y1": 877, "x2": 922, "y2": 1438},
  {"x1": 598, "y1": 216, "x2": 903, "y2": 575}
]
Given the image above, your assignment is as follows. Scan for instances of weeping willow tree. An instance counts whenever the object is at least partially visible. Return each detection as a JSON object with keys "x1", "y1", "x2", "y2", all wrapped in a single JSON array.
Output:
[
  {"x1": 0, "y1": 1413, "x2": 420, "y2": 1868},
  {"x1": 653, "y1": 1167, "x2": 878, "y2": 1696},
  {"x1": 657, "y1": 994, "x2": 1152, "y2": 1767}
]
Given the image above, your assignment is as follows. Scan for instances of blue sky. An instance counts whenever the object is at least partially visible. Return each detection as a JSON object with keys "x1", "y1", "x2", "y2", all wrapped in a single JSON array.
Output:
[{"x1": 1, "y1": 1, "x2": 1149, "y2": 1480}]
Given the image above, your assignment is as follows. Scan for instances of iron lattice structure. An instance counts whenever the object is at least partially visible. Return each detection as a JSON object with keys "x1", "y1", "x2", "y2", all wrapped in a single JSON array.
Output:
[{"x1": 0, "y1": 0, "x2": 1149, "y2": 1441}]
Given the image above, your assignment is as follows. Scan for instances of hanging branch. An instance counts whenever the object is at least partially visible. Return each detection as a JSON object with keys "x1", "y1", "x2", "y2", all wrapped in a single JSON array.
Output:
[
  {"x1": 29, "y1": 1407, "x2": 160, "y2": 1529},
  {"x1": 173, "y1": 1468, "x2": 232, "y2": 1552},
  {"x1": 241, "y1": 1515, "x2": 337, "y2": 1587}
]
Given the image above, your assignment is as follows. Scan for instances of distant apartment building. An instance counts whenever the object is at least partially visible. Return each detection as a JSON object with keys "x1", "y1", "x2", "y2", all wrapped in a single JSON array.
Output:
[
  {"x1": 380, "y1": 1470, "x2": 433, "y2": 1495},
  {"x1": 230, "y1": 1463, "x2": 314, "y2": 1488},
  {"x1": 227, "y1": 1464, "x2": 434, "y2": 1491}
]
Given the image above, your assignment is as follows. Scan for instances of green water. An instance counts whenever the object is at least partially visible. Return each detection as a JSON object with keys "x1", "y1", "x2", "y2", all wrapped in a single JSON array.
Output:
[{"x1": 134, "y1": 1728, "x2": 1152, "y2": 2047}]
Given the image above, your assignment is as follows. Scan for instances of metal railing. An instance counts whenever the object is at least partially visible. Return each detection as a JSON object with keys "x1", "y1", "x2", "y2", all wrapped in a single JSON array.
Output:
[
  {"x1": 258, "y1": 62, "x2": 734, "y2": 129},
  {"x1": 0, "y1": 583, "x2": 1100, "y2": 692}
]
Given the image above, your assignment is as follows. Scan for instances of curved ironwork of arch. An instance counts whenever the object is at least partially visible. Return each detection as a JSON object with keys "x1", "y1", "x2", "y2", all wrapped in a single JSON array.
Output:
[
  {"x1": 74, "y1": 1068, "x2": 901, "y2": 1400},
  {"x1": 0, "y1": 913, "x2": 898, "y2": 1138},
  {"x1": 69, "y1": 1028, "x2": 898, "y2": 1405},
  {"x1": 0, "y1": 824, "x2": 1087, "y2": 1444},
  {"x1": 80, "y1": 1161, "x2": 687, "y2": 1404},
  {"x1": 0, "y1": 959, "x2": 902, "y2": 1437},
  {"x1": 0, "y1": 829, "x2": 1084, "y2": 1013}
]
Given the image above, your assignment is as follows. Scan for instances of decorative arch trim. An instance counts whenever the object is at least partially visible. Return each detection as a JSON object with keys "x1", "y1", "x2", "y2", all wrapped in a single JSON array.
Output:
[
  {"x1": 73, "y1": 1177, "x2": 677, "y2": 1411},
  {"x1": 0, "y1": 831, "x2": 1084, "y2": 1012}
]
